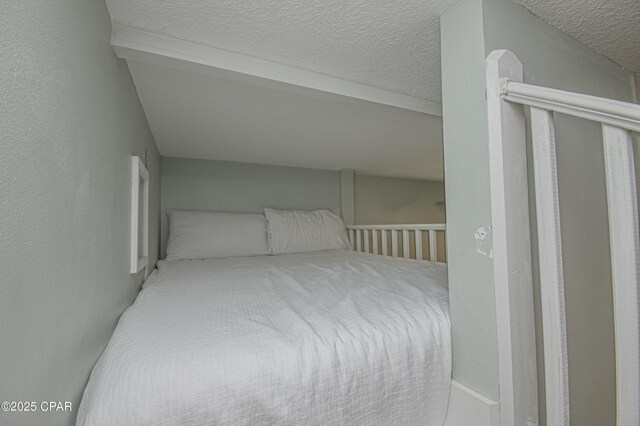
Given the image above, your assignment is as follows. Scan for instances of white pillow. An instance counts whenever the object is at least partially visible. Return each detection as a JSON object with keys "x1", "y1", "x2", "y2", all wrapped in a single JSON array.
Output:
[
  {"x1": 166, "y1": 210, "x2": 269, "y2": 261},
  {"x1": 264, "y1": 208, "x2": 351, "y2": 255}
]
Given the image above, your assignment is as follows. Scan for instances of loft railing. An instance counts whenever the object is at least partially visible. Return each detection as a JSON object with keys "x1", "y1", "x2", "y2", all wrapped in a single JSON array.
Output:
[{"x1": 346, "y1": 224, "x2": 446, "y2": 263}]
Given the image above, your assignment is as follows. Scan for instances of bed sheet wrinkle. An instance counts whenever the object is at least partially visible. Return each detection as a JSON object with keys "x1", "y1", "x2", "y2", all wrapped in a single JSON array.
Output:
[{"x1": 77, "y1": 250, "x2": 451, "y2": 426}]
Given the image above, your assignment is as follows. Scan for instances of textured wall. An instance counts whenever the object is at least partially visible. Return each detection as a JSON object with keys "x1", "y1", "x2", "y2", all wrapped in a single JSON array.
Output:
[
  {"x1": 353, "y1": 174, "x2": 445, "y2": 225},
  {"x1": 0, "y1": 1, "x2": 160, "y2": 425}
]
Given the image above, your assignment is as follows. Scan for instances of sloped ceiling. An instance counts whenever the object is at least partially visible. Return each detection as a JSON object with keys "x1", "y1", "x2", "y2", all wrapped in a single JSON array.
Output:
[
  {"x1": 128, "y1": 60, "x2": 445, "y2": 180},
  {"x1": 106, "y1": 0, "x2": 640, "y2": 180}
]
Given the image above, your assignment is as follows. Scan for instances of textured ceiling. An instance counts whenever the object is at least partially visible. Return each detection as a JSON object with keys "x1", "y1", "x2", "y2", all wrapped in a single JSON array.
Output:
[
  {"x1": 107, "y1": 0, "x2": 640, "y2": 105},
  {"x1": 520, "y1": 0, "x2": 640, "y2": 74},
  {"x1": 106, "y1": 0, "x2": 454, "y2": 103}
]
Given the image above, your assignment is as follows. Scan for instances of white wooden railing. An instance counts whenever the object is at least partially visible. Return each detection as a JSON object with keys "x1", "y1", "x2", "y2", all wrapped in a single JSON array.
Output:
[
  {"x1": 346, "y1": 224, "x2": 446, "y2": 262},
  {"x1": 487, "y1": 49, "x2": 640, "y2": 426}
]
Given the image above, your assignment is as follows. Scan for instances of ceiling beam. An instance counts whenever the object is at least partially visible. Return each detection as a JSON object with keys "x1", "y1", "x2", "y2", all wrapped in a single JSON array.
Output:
[{"x1": 111, "y1": 24, "x2": 442, "y2": 116}]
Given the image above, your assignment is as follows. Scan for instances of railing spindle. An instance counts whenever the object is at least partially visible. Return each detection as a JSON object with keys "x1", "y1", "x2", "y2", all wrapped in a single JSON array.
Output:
[
  {"x1": 415, "y1": 230, "x2": 423, "y2": 260},
  {"x1": 402, "y1": 230, "x2": 410, "y2": 258},
  {"x1": 530, "y1": 107, "x2": 570, "y2": 426},
  {"x1": 381, "y1": 230, "x2": 388, "y2": 256},
  {"x1": 372, "y1": 230, "x2": 378, "y2": 254},
  {"x1": 391, "y1": 230, "x2": 398, "y2": 257},
  {"x1": 602, "y1": 124, "x2": 640, "y2": 426},
  {"x1": 429, "y1": 230, "x2": 436, "y2": 262},
  {"x1": 364, "y1": 229, "x2": 370, "y2": 253}
]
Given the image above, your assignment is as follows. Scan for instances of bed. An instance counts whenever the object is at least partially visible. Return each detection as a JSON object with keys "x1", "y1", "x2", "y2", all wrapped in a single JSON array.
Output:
[{"x1": 77, "y1": 249, "x2": 450, "y2": 425}]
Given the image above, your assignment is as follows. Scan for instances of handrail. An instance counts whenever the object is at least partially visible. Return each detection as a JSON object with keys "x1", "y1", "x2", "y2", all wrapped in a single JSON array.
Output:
[
  {"x1": 502, "y1": 79, "x2": 640, "y2": 132},
  {"x1": 347, "y1": 224, "x2": 446, "y2": 230}
]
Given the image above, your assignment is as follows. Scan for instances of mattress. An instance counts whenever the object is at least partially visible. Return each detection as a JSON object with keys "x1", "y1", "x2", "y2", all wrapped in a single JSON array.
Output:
[{"x1": 77, "y1": 250, "x2": 451, "y2": 425}]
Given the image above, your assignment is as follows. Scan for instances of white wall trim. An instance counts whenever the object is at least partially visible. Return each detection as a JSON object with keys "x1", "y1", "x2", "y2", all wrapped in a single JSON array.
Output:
[
  {"x1": 111, "y1": 24, "x2": 442, "y2": 116},
  {"x1": 444, "y1": 380, "x2": 499, "y2": 426}
]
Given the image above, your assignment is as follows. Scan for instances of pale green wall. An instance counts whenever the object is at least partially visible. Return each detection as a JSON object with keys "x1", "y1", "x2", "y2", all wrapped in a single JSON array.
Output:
[
  {"x1": 0, "y1": 1, "x2": 160, "y2": 425},
  {"x1": 441, "y1": 0, "x2": 500, "y2": 400},
  {"x1": 160, "y1": 157, "x2": 341, "y2": 256},
  {"x1": 442, "y1": 0, "x2": 635, "y2": 423},
  {"x1": 354, "y1": 174, "x2": 445, "y2": 225},
  {"x1": 160, "y1": 158, "x2": 446, "y2": 256}
]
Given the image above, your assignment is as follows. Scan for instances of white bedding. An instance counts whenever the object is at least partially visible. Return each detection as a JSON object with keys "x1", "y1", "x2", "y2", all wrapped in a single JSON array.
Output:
[{"x1": 77, "y1": 250, "x2": 451, "y2": 426}]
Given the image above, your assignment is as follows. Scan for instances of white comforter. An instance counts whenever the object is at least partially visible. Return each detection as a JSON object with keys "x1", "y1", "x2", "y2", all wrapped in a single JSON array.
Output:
[{"x1": 77, "y1": 250, "x2": 451, "y2": 426}]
